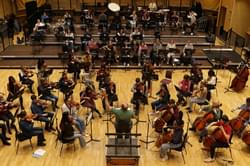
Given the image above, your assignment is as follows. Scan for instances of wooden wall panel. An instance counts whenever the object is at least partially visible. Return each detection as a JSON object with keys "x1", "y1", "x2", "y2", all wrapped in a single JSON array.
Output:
[
  {"x1": 71, "y1": 0, "x2": 81, "y2": 11},
  {"x1": 169, "y1": 0, "x2": 191, "y2": 7},
  {"x1": 58, "y1": 0, "x2": 70, "y2": 9},
  {"x1": 47, "y1": 0, "x2": 59, "y2": 9},
  {"x1": 0, "y1": 0, "x2": 4, "y2": 18},
  {"x1": 3, "y1": 0, "x2": 13, "y2": 16}
]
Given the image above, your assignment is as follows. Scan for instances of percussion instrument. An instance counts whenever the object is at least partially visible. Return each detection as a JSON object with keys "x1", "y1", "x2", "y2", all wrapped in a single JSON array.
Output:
[{"x1": 108, "y1": 3, "x2": 120, "y2": 12}]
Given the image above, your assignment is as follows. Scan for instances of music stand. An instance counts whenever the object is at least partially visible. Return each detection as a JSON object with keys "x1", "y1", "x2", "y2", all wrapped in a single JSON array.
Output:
[
  {"x1": 140, "y1": 109, "x2": 154, "y2": 149},
  {"x1": 86, "y1": 111, "x2": 100, "y2": 144}
]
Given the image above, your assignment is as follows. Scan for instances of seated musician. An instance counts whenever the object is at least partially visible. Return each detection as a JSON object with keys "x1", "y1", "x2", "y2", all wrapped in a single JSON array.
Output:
[
  {"x1": 62, "y1": 98, "x2": 85, "y2": 134},
  {"x1": 203, "y1": 115, "x2": 232, "y2": 163},
  {"x1": 0, "y1": 94, "x2": 17, "y2": 134},
  {"x1": 176, "y1": 74, "x2": 192, "y2": 106},
  {"x1": 82, "y1": 10, "x2": 94, "y2": 27},
  {"x1": 41, "y1": 12, "x2": 49, "y2": 23},
  {"x1": 54, "y1": 19, "x2": 65, "y2": 41},
  {"x1": 18, "y1": 111, "x2": 46, "y2": 146},
  {"x1": 183, "y1": 10, "x2": 197, "y2": 35},
  {"x1": 37, "y1": 59, "x2": 53, "y2": 83},
  {"x1": 151, "y1": 39, "x2": 162, "y2": 66},
  {"x1": 20, "y1": 66, "x2": 34, "y2": 93},
  {"x1": 82, "y1": 51, "x2": 92, "y2": 72},
  {"x1": 187, "y1": 81, "x2": 208, "y2": 113},
  {"x1": 141, "y1": 61, "x2": 155, "y2": 97},
  {"x1": 180, "y1": 41, "x2": 194, "y2": 66},
  {"x1": 101, "y1": 77, "x2": 118, "y2": 113},
  {"x1": 0, "y1": 123, "x2": 11, "y2": 145},
  {"x1": 60, "y1": 111, "x2": 86, "y2": 148},
  {"x1": 129, "y1": 10, "x2": 137, "y2": 31},
  {"x1": 166, "y1": 40, "x2": 177, "y2": 65},
  {"x1": 138, "y1": 41, "x2": 149, "y2": 66},
  {"x1": 58, "y1": 72, "x2": 76, "y2": 100},
  {"x1": 38, "y1": 79, "x2": 59, "y2": 111},
  {"x1": 96, "y1": 64, "x2": 110, "y2": 89},
  {"x1": 111, "y1": 12, "x2": 121, "y2": 30},
  {"x1": 103, "y1": 40, "x2": 116, "y2": 65},
  {"x1": 131, "y1": 78, "x2": 148, "y2": 116},
  {"x1": 104, "y1": 92, "x2": 135, "y2": 139},
  {"x1": 80, "y1": 86, "x2": 102, "y2": 118},
  {"x1": 64, "y1": 29, "x2": 75, "y2": 53},
  {"x1": 99, "y1": 27, "x2": 110, "y2": 46},
  {"x1": 130, "y1": 27, "x2": 143, "y2": 44},
  {"x1": 151, "y1": 83, "x2": 170, "y2": 112},
  {"x1": 206, "y1": 69, "x2": 217, "y2": 90},
  {"x1": 7, "y1": 76, "x2": 24, "y2": 109},
  {"x1": 81, "y1": 28, "x2": 92, "y2": 51},
  {"x1": 115, "y1": 28, "x2": 127, "y2": 48},
  {"x1": 190, "y1": 65, "x2": 203, "y2": 89},
  {"x1": 30, "y1": 95, "x2": 55, "y2": 132},
  {"x1": 160, "y1": 118, "x2": 184, "y2": 160},
  {"x1": 64, "y1": 12, "x2": 72, "y2": 19},
  {"x1": 170, "y1": 11, "x2": 180, "y2": 28}
]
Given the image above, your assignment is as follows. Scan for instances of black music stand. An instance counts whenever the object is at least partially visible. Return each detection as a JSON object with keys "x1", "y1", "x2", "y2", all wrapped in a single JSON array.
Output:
[
  {"x1": 86, "y1": 111, "x2": 100, "y2": 144},
  {"x1": 139, "y1": 110, "x2": 154, "y2": 149}
]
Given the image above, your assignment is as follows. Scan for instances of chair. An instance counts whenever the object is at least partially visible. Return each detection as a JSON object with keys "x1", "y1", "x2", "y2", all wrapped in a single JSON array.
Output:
[
  {"x1": 171, "y1": 132, "x2": 188, "y2": 164},
  {"x1": 14, "y1": 127, "x2": 33, "y2": 154},
  {"x1": 55, "y1": 125, "x2": 76, "y2": 156}
]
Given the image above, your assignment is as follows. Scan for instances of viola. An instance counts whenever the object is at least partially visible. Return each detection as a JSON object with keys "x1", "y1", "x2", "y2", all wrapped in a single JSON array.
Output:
[
  {"x1": 230, "y1": 65, "x2": 249, "y2": 92},
  {"x1": 193, "y1": 111, "x2": 216, "y2": 132}
]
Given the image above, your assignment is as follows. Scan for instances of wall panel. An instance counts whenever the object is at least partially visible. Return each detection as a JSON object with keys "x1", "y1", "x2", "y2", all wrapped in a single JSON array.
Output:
[
  {"x1": 3, "y1": 0, "x2": 13, "y2": 16},
  {"x1": 0, "y1": 0, "x2": 4, "y2": 18},
  {"x1": 169, "y1": 0, "x2": 191, "y2": 7}
]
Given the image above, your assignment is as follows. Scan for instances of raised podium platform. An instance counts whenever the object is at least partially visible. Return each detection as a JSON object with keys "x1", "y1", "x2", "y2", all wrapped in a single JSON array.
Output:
[{"x1": 106, "y1": 138, "x2": 140, "y2": 166}]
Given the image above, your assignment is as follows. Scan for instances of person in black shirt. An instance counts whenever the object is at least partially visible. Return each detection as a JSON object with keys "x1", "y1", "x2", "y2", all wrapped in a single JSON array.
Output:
[
  {"x1": 160, "y1": 119, "x2": 184, "y2": 160},
  {"x1": 7, "y1": 76, "x2": 24, "y2": 109},
  {"x1": 0, "y1": 123, "x2": 11, "y2": 145}
]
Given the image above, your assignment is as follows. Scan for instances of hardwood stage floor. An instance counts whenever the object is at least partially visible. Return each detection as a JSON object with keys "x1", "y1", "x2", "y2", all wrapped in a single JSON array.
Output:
[{"x1": 0, "y1": 69, "x2": 249, "y2": 166}]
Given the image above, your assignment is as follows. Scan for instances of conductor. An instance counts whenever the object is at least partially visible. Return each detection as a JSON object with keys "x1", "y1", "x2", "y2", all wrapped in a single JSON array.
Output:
[{"x1": 104, "y1": 91, "x2": 135, "y2": 138}]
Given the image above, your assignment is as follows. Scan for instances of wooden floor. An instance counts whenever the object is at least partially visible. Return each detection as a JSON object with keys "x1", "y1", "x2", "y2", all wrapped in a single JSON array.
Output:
[{"x1": 0, "y1": 69, "x2": 249, "y2": 166}]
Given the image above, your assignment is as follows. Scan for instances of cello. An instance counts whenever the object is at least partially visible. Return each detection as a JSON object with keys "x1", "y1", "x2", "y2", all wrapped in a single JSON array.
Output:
[
  {"x1": 230, "y1": 64, "x2": 249, "y2": 92},
  {"x1": 242, "y1": 130, "x2": 250, "y2": 146},
  {"x1": 193, "y1": 111, "x2": 216, "y2": 132},
  {"x1": 229, "y1": 109, "x2": 250, "y2": 133}
]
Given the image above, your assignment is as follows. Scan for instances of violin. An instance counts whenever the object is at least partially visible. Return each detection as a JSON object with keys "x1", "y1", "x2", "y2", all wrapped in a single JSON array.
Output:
[{"x1": 230, "y1": 64, "x2": 249, "y2": 92}]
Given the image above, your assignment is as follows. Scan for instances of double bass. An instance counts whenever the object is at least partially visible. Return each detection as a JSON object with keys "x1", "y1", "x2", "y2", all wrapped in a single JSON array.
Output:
[{"x1": 230, "y1": 64, "x2": 249, "y2": 92}]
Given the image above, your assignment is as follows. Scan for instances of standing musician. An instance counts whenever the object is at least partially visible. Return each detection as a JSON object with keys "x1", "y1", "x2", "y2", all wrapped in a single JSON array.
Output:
[
  {"x1": 62, "y1": 98, "x2": 85, "y2": 134},
  {"x1": 159, "y1": 118, "x2": 184, "y2": 160},
  {"x1": 181, "y1": 41, "x2": 194, "y2": 66},
  {"x1": 104, "y1": 91, "x2": 135, "y2": 139},
  {"x1": 131, "y1": 78, "x2": 148, "y2": 116},
  {"x1": 142, "y1": 61, "x2": 155, "y2": 97},
  {"x1": 96, "y1": 64, "x2": 110, "y2": 89},
  {"x1": 151, "y1": 83, "x2": 170, "y2": 112},
  {"x1": 20, "y1": 66, "x2": 34, "y2": 93},
  {"x1": 58, "y1": 72, "x2": 76, "y2": 100},
  {"x1": 33, "y1": 19, "x2": 45, "y2": 41},
  {"x1": 187, "y1": 81, "x2": 208, "y2": 113},
  {"x1": 37, "y1": 59, "x2": 53, "y2": 84},
  {"x1": 82, "y1": 51, "x2": 92, "y2": 73},
  {"x1": 0, "y1": 94, "x2": 17, "y2": 134},
  {"x1": 17, "y1": 111, "x2": 46, "y2": 146},
  {"x1": 203, "y1": 115, "x2": 232, "y2": 163},
  {"x1": 38, "y1": 79, "x2": 59, "y2": 111},
  {"x1": 183, "y1": 10, "x2": 197, "y2": 35},
  {"x1": 80, "y1": 86, "x2": 102, "y2": 118},
  {"x1": 7, "y1": 76, "x2": 25, "y2": 110},
  {"x1": 30, "y1": 95, "x2": 55, "y2": 132},
  {"x1": 67, "y1": 54, "x2": 81, "y2": 81},
  {"x1": 129, "y1": 10, "x2": 137, "y2": 31}
]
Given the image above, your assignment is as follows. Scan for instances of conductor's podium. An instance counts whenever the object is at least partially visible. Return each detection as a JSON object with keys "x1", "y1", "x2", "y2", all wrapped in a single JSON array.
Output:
[{"x1": 106, "y1": 133, "x2": 141, "y2": 166}]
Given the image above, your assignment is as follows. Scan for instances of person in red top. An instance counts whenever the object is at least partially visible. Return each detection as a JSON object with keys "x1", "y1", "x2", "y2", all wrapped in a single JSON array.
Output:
[
  {"x1": 203, "y1": 115, "x2": 232, "y2": 163},
  {"x1": 176, "y1": 74, "x2": 192, "y2": 106}
]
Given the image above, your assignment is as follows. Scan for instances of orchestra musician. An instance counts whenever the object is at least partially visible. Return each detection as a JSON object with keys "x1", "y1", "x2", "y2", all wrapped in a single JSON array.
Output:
[
  {"x1": 187, "y1": 80, "x2": 208, "y2": 113},
  {"x1": 104, "y1": 91, "x2": 135, "y2": 139},
  {"x1": 202, "y1": 115, "x2": 232, "y2": 163},
  {"x1": 30, "y1": 95, "x2": 55, "y2": 132},
  {"x1": 206, "y1": 69, "x2": 217, "y2": 91},
  {"x1": 141, "y1": 9, "x2": 150, "y2": 29},
  {"x1": 58, "y1": 72, "x2": 76, "y2": 100},
  {"x1": 0, "y1": 123, "x2": 11, "y2": 145},
  {"x1": 131, "y1": 78, "x2": 148, "y2": 116},
  {"x1": 81, "y1": 28, "x2": 92, "y2": 51},
  {"x1": 20, "y1": 66, "x2": 34, "y2": 93},
  {"x1": 183, "y1": 10, "x2": 197, "y2": 35},
  {"x1": 96, "y1": 64, "x2": 110, "y2": 89},
  {"x1": 38, "y1": 79, "x2": 59, "y2": 111},
  {"x1": 115, "y1": 28, "x2": 127, "y2": 48},
  {"x1": 82, "y1": 51, "x2": 92, "y2": 73},
  {"x1": 67, "y1": 54, "x2": 81, "y2": 81},
  {"x1": 33, "y1": 19, "x2": 45, "y2": 41},
  {"x1": 142, "y1": 61, "x2": 155, "y2": 97},
  {"x1": 64, "y1": 29, "x2": 75, "y2": 53},
  {"x1": 99, "y1": 11, "x2": 108, "y2": 30},
  {"x1": 99, "y1": 27, "x2": 110, "y2": 46},
  {"x1": 7, "y1": 76, "x2": 24, "y2": 110},
  {"x1": 180, "y1": 41, "x2": 194, "y2": 66},
  {"x1": 80, "y1": 86, "x2": 102, "y2": 118},
  {"x1": 120, "y1": 42, "x2": 131, "y2": 66},
  {"x1": 102, "y1": 40, "x2": 116, "y2": 65},
  {"x1": 37, "y1": 59, "x2": 53, "y2": 83},
  {"x1": 62, "y1": 98, "x2": 86, "y2": 134},
  {"x1": 138, "y1": 41, "x2": 149, "y2": 66},
  {"x1": 0, "y1": 94, "x2": 17, "y2": 134},
  {"x1": 151, "y1": 83, "x2": 170, "y2": 112},
  {"x1": 169, "y1": 11, "x2": 180, "y2": 28},
  {"x1": 160, "y1": 117, "x2": 184, "y2": 161},
  {"x1": 18, "y1": 111, "x2": 46, "y2": 146},
  {"x1": 190, "y1": 65, "x2": 203, "y2": 88},
  {"x1": 176, "y1": 74, "x2": 192, "y2": 106},
  {"x1": 60, "y1": 111, "x2": 86, "y2": 148}
]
